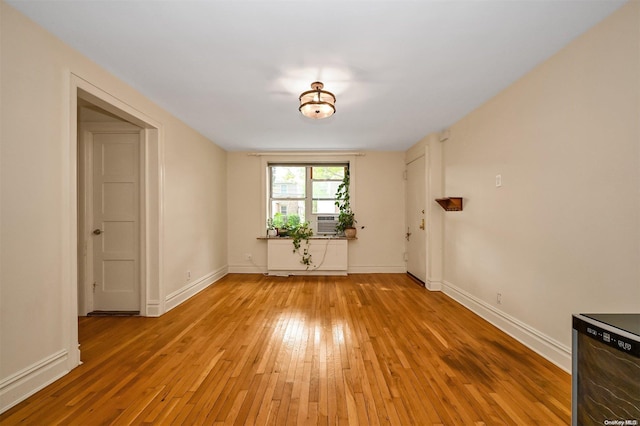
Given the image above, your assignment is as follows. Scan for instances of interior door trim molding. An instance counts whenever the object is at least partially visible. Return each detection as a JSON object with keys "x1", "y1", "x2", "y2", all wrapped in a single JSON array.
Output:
[
  {"x1": 66, "y1": 72, "x2": 165, "y2": 369},
  {"x1": 79, "y1": 123, "x2": 145, "y2": 314}
]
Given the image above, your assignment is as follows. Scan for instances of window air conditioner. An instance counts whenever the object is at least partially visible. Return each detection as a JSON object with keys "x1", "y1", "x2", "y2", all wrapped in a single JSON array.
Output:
[{"x1": 316, "y1": 215, "x2": 338, "y2": 235}]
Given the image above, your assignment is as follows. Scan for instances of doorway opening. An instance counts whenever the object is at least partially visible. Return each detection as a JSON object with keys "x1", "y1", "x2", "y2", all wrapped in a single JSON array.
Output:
[
  {"x1": 70, "y1": 74, "x2": 164, "y2": 333},
  {"x1": 78, "y1": 102, "x2": 144, "y2": 315}
]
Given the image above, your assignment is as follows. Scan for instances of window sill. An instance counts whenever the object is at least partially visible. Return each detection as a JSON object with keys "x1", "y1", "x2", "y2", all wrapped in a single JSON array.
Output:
[{"x1": 257, "y1": 236, "x2": 355, "y2": 240}]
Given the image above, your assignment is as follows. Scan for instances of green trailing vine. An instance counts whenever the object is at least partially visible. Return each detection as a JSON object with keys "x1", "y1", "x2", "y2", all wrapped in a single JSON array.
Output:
[
  {"x1": 335, "y1": 168, "x2": 356, "y2": 234},
  {"x1": 289, "y1": 221, "x2": 314, "y2": 267}
]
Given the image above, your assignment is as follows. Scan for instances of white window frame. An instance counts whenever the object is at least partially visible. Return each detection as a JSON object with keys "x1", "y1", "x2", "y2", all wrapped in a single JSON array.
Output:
[
  {"x1": 267, "y1": 163, "x2": 348, "y2": 224},
  {"x1": 258, "y1": 153, "x2": 359, "y2": 233}
]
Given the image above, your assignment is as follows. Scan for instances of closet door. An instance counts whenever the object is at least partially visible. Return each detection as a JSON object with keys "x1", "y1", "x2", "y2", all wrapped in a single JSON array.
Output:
[{"x1": 406, "y1": 155, "x2": 426, "y2": 283}]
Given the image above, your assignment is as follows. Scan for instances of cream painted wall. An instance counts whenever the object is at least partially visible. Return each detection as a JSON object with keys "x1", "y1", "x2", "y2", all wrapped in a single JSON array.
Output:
[
  {"x1": 1, "y1": 1, "x2": 227, "y2": 410},
  {"x1": 227, "y1": 151, "x2": 406, "y2": 273},
  {"x1": 227, "y1": 153, "x2": 265, "y2": 271},
  {"x1": 349, "y1": 152, "x2": 405, "y2": 272},
  {"x1": 163, "y1": 123, "x2": 227, "y2": 297},
  {"x1": 440, "y1": 1, "x2": 639, "y2": 368}
]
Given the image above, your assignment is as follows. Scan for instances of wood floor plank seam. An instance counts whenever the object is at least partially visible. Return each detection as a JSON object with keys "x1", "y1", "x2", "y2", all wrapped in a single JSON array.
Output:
[{"x1": 0, "y1": 274, "x2": 571, "y2": 425}]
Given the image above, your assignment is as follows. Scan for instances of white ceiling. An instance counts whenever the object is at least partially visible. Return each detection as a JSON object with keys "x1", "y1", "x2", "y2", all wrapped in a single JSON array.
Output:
[{"x1": 8, "y1": 0, "x2": 626, "y2": 151}]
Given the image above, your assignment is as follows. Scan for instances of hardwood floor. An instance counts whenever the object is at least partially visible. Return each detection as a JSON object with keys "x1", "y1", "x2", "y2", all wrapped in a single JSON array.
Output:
[{"x1": 0, "y1": 274, "x2": 571, "y2": 425}]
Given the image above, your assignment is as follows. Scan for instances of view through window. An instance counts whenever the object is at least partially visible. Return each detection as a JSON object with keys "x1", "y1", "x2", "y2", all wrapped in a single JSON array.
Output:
[{"x1": 269, "y1": 164, "x2": 347, "y2": 229}]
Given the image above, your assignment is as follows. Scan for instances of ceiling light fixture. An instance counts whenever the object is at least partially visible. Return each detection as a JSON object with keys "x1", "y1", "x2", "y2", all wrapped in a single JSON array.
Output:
[{"x1": 299, "y1": 81, "x2": 336, "y2": 119}]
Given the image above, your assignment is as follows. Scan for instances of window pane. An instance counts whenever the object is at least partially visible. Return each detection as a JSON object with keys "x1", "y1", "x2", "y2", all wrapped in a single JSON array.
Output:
[
  {"x1": 313, "y1": 199, "x2": 339, "y2": 214},
  {"x1": 312, "y1": 166, "x2": 345, "y2": 180},
  {"x1": 268, "y1": 164, "x2": 347, "y2": 224},
  {"x1": 270, "y1": 200, "x2": 305, "y2": 226},
  {"x1": 312, "y1": 181, "x2": 341, "y2": 199},
  {"x1": 271, "y1": 167, "x2": 305, "y2": 198}
]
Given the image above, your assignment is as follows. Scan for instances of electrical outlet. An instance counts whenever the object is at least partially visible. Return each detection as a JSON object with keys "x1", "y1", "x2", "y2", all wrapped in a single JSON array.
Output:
[
  {"x1": 497, "y1": 293, "x2": 502, "y2": 304},
  {"x1": 495, "y1": 174, "x2": 502, "y2": 187},
  {"x1": 187, "y1": 270, "x2": 191, "y2": 280}
]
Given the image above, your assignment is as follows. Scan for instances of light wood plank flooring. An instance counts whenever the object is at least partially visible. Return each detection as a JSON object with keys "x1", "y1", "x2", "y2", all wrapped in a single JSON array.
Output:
[{"x1": 0, "y1": 274, "x2": 571, "y2": 425}]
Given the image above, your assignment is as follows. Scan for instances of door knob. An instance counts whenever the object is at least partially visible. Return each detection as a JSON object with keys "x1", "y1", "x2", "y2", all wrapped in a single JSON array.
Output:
[{"x1": 93, "y1": 229, "x2": 103, "y2": 235}]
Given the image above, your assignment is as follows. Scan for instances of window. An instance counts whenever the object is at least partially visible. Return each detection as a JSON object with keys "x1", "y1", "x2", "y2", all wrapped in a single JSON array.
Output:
[
  {"x1": 311, "y1": 166, "x2": 344, "y2": 214},
  {"x1": 269, "y1": 163, "x2": 347, "y2": 228}
]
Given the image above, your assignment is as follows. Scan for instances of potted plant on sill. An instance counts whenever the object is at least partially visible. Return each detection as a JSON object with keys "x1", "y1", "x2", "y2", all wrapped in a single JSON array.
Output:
[
  {"x1": 335, "y1": 169, "x2": 357, "y2": 239},
  {"x1": 266, "y1": 218, "x2": 277, "y2": 237}
]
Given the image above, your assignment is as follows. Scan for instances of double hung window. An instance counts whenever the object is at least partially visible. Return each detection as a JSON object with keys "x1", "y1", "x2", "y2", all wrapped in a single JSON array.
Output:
[{"x1": 268, "y1": 163, "x2": 347, "y2": 228}]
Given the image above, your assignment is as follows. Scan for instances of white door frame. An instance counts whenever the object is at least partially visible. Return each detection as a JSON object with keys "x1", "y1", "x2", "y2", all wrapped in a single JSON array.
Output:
[
  {"x1": 79, "y1": 122, "x2": 145, "y2": 314},
  {"x1": 73, "y1": 76, "x2": 164, "y2": 317},
  {"x1": 405, "y1": 155, "x2": 428, "y2": 283},
  {"x1": 406, "y1": 135, "x2": 445, "y2": 292},
  {"x1": 65, "y1": 73, "x2": 165, "y2": 367}
]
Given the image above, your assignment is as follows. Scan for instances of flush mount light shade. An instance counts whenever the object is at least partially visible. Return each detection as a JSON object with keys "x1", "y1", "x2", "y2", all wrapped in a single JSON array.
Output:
[{"x1": 299, "y1": 81, "x2": 336, "y2": 119}]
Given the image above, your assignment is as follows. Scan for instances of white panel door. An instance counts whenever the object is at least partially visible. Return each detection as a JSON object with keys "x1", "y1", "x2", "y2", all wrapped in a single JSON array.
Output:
[
  {"x1": 406, "y1": 156, "x2": 427, "y2": 283},
  {"x1": 92, "y1": 132, "x2": 140, "y2": 311}
]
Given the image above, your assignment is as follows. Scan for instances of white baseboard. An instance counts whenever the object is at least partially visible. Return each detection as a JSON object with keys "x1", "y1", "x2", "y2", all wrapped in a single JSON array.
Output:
[
  {"x1": 227, "y1": 264, "x2": 267, "y2": 274},
  {"x1": 164, "y1": 266, "x2": 228, "y2": 312},
  {"x1": 425, "y1": 279, "x2": 442, "y2": 291},
  {"x1": 228, "y1": 265, "x2": 407, "y2": 275},
  {"x1": 347, "y1": 265, "x2": 406, "y2": 274},
  {"x1": 145, "y1": 300, "x2": 162, "y2": 317},
  {"x1": 442, "y1": 280, "x2": 571, "y2": 373},
  {"x1": 267, "y1": 270, "x2": 348, "y2": 276},
  {"x1": 0, "y1": 350, "x2": 70, "y2": 413}
]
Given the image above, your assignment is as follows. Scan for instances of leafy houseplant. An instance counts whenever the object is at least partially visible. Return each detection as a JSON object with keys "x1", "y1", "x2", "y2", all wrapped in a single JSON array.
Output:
[
  {"x1": 334, "y1": 169, "x2": 357, "y2": 238},
  {"x1": 266, "y1": 218, "x2": 277, "y2": 237},
  {"x1": 268, "y1": 215, "x2": 315, "y2": 267},
  {"x1": 289, "y1": 221, "x2": 314, "y2": 267},
  {"x1": 272, "y1": 213, "x2": 301, "y2": 237}
]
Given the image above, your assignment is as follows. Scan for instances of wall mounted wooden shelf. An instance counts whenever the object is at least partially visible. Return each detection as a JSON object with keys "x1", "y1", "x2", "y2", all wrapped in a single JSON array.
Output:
[{"x1": 436, "y1": 197, "x2": 463, "y2": 211}]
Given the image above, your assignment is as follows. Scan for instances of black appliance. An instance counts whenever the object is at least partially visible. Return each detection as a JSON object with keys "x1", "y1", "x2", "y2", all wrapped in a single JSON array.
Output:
[{"x1": 572, "y1": 313, "x2": 640, "y2": 426}]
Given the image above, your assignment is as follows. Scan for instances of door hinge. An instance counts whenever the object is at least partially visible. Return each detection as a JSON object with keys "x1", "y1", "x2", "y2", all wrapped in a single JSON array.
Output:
[
  {"x1": 93, "y1": 282, "x2": 97, "y2": 293},
  {"x1": 403, "y1": 170, "x2": 408, "y2": 180}
]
